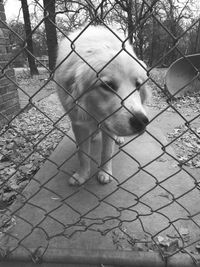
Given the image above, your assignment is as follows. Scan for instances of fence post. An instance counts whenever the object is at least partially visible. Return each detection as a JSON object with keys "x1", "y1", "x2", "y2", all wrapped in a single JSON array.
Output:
[{"x1": 0, "y1": 0, "x2": 20, "y2": 127}]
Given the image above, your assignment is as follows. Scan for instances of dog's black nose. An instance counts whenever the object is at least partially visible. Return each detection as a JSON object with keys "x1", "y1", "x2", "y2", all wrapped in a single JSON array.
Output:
[{"x1": 129, "y1": 112, "x2": 149, "y2": 132}]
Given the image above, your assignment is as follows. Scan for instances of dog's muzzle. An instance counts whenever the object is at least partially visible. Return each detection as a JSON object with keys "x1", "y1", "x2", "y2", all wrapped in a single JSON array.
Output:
[{"x1": 129, "y1": 112, "x2": 149, "y2": 133}]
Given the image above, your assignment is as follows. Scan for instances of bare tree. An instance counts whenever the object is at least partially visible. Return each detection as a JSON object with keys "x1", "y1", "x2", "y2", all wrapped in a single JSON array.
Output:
[
  {"x1": 157, "y1": 0, "x2": 193, "y2": 64},
  {"x1": 43, "y1": 0, "x2": 57, "y2": 71},
  {"x1": 114, "y1": 0, "x2": 159, "y2": 60},
  {"x1": 84, "y1": 0, "x2": 108, "y2": 24},
  {"x1": 21, "y1": 0, "x2": 39, "y2": 76},
  {"x1": 195, "y1": 20, "x2": 200, "y2": 53}
]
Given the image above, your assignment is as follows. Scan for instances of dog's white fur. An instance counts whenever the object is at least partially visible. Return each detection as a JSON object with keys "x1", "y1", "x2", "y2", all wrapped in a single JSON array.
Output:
[{"x1": 55, "y1": 25, "x2": 149, "y2": 185}]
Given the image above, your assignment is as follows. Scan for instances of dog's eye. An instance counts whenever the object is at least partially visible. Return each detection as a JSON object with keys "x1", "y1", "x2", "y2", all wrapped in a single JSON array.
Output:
[
  {"x1": 136, "y1": 81, "x2": 141, "y2": 90},
  {"x1": 101, "y1": 81, "x2": 117, "y2": 92}
]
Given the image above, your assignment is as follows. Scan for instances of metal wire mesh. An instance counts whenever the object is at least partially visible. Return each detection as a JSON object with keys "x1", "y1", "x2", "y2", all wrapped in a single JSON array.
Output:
[{"x1": 0, "y1": 0, "x2": 200, "y2": 266}]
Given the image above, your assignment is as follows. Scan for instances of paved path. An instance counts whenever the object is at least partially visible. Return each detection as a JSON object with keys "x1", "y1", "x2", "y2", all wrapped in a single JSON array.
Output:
[{"x1": 8, "y1": 120, "x2": 200, "y2": 256}]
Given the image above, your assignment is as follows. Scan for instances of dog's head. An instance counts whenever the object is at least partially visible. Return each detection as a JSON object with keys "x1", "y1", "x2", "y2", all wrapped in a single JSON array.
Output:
[
  {"x1": 76, "y1": 50, "x2": 149, "y2": 136},
  {"x1": 56, "y1": 26, "x2": 149, "y2": 136}
]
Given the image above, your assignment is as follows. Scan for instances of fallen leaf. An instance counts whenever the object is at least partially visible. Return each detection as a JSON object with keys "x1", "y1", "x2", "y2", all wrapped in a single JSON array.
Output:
[
  {"x1": 0, "y1": 162, "x2": 12, "y2": 170},
  {"x1": 0, "y1": 155, "x2": 10, "y2": 162},
  {"x1": 194, "y1": 161, "x2": 200, "y2": 168},
  {"x1": 4, "y1": 168, "x2": 16, "y2": 176},
  {"x1": 156, "y1": 235, "x2": 179, "y2": 253},
  {"x1": 158, "y1": 192, "x2": 171, "y2": 200},
  {"x1": 196, "y1": 243, "x2": 200, "y2": 252},
  {"x1": 179, "y1": 227, "x2": 189, "y2": 236}
]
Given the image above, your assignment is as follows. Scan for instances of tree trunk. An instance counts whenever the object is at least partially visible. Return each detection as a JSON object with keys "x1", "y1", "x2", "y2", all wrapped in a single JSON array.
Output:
[
  {"x1": 127, "y1": 0, "x2": 134, "y2": 45},
  {"x1": 195, "y1": 20, "x2": 200, "y2": 53},
  {"x1": 21, "y1": 0, "x2": 39, "y2": 76},
  {"x1": 149, "y1": 17, "x2": 156, "y2": 66},
  {"x1": 43, "y1": 0, "x2": 57, "y2": 71}
]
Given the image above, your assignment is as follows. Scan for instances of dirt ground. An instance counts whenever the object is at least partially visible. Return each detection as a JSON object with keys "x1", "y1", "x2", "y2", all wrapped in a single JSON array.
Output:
[
  {"x1": 149, "y1": 68, "x2": 200, "y2": 170},
  {"x1": 14, "y1": 68, "x2": 55, "y2": 108}
]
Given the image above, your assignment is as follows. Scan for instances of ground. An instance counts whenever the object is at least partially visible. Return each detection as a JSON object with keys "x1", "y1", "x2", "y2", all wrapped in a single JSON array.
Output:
[
  {"x1": 0, "y1": 68, "x2": 200, "y2": 257},
  {"x1": 149, "y1": 68, "x2": 200, "y2": 169}
]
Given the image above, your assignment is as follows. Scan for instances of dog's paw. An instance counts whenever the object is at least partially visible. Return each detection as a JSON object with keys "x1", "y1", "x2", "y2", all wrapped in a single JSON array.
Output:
[
  {"x1": 115, "y1": 136, "x2": 124, "y2": 145},
  {"x1": 69, "y1": 172, "x2": 86, "y2": 186},
  {"x1": 97, "y1": 171, "x2": 112, "y2": 184}
]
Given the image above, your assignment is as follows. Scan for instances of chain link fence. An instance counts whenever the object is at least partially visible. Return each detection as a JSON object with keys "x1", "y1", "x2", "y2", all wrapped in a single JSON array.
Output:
[{"x1": 0, "y1": 0, "x2": 200, "y2": 266}]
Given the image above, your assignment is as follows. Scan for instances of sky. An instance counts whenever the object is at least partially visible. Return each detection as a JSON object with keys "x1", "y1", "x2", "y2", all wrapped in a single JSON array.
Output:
[
  {"x1": 4, "y1": 0, "x2": 22, "y2": 21},
  {"x1": 4, "y1": 0, "x2": 200, "y2": 22}
]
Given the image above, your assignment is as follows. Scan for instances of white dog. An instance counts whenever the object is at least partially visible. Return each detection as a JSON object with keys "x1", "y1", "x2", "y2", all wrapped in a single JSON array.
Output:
[{"x1": 55, "y1": 25, "x2": 149, "y2": 186}]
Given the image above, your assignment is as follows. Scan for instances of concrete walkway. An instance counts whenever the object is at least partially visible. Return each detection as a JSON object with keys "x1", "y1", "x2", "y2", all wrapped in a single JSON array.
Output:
[{"x1": 7, "y1": 118, "x2": 200, "y2": 259}]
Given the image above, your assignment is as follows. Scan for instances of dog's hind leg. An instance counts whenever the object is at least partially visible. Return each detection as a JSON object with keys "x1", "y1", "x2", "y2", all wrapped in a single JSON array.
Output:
[
  {"x1": 69, "y1": 124, "x2": 91, "y2": 186},
  {"x1": 97, "y1": 131, "x2": 115, "y2": 184}
]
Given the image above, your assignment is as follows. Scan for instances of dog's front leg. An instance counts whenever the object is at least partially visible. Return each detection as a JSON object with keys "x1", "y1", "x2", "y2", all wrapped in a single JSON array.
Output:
[
  {"x1": 69, "y1": 124, "x2": 91, "y2": 185},
  {"x1": 97, "y1": 131, "x2": 115, "y2": 184}
]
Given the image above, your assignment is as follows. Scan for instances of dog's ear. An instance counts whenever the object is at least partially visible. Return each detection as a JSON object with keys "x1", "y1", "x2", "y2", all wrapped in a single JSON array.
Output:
[
  {"x1": 56, "y1": 73, "x2": 79, "y2": 111},
  {"x1": 75, "y1": 63, "x2": 97, "y2": 94}
]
